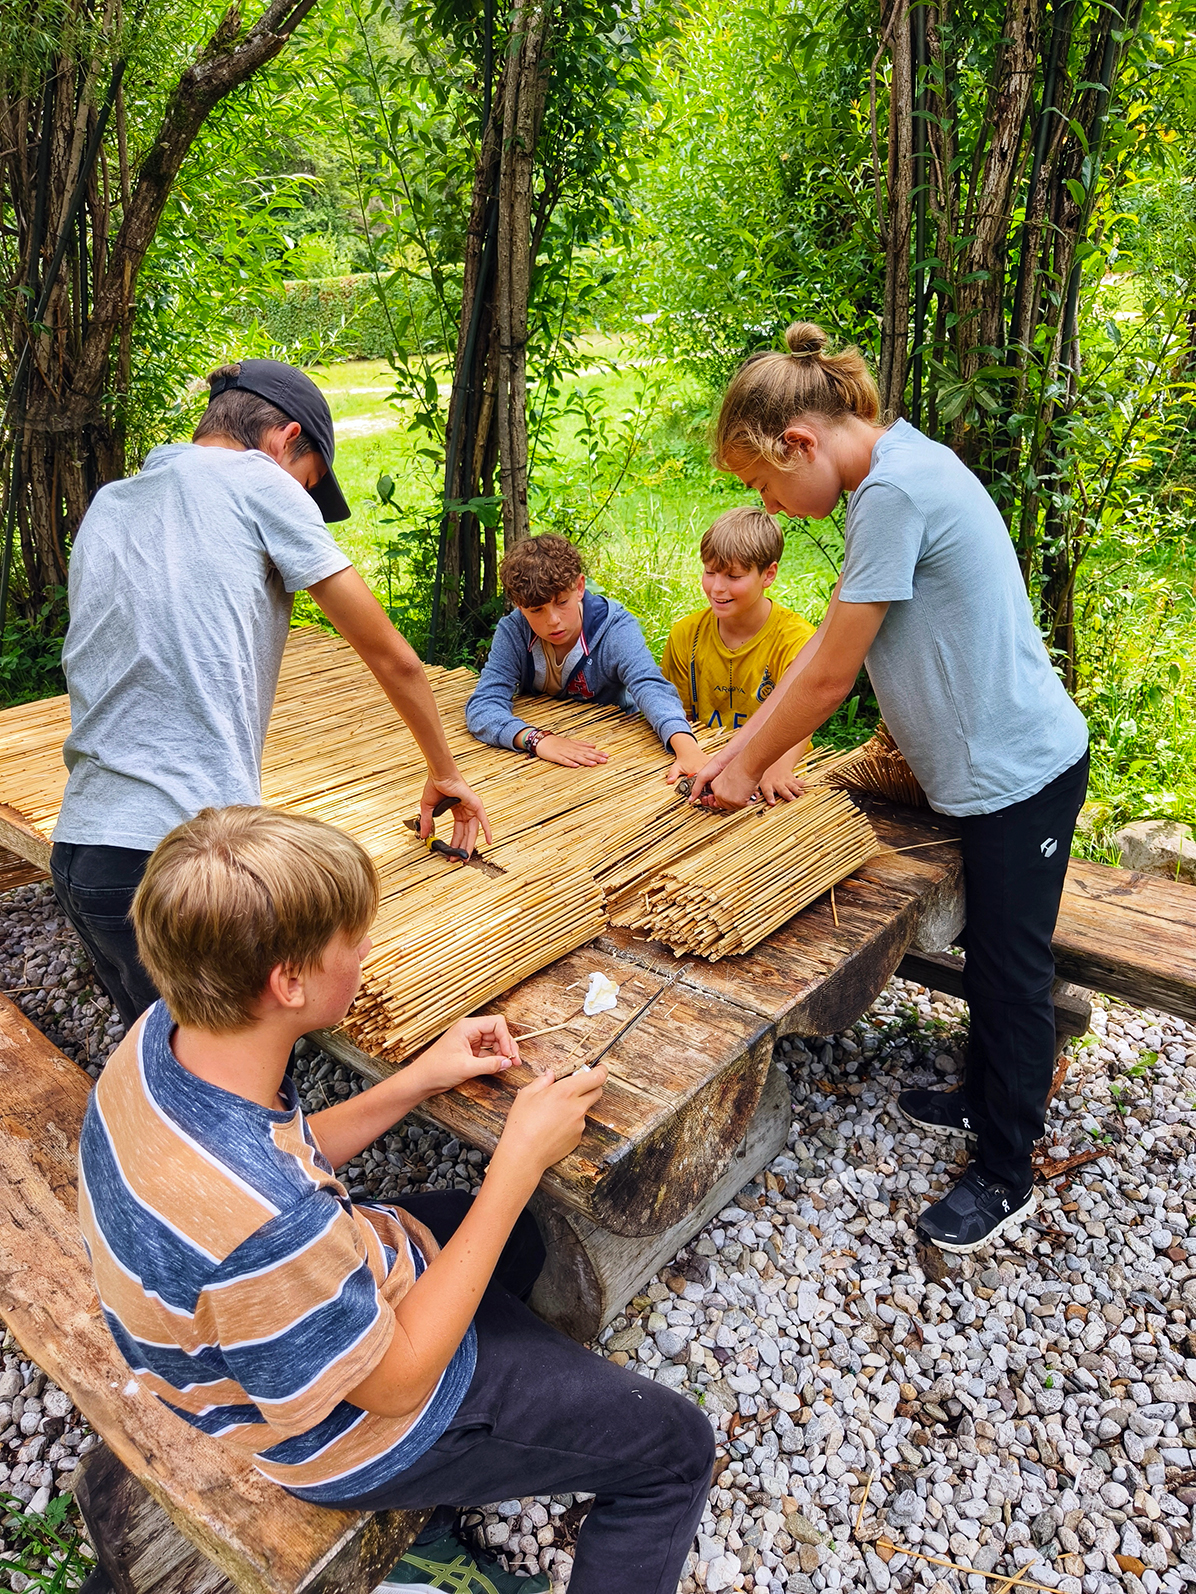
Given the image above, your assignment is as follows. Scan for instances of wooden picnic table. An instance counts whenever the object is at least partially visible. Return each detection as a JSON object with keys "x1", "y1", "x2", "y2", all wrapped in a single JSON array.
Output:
[{"x1": 319, "y1": 797, "x2": 967, "y2": 1339}]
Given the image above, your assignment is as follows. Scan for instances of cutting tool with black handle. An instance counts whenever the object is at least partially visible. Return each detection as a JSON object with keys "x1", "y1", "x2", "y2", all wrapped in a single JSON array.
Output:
[{"x1": 402, "y1": 796, "x2": 505, "y2": 875}]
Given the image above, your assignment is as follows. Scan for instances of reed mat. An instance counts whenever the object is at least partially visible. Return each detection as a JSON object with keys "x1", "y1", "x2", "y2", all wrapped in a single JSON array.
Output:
[
  {"x1": 827, "y1": 725, "x2": 928, "y2": 808},
  {"x1": 0, "y1": 628, "x2": 879, "y2": 1063}
]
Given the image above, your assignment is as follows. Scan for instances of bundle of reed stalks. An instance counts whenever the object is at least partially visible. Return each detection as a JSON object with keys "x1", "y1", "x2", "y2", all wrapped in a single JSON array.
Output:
[
  {"x1": 346, "y1": 865, "x2": 607, "y2": 1063},
  {"x1": 826, "y1": 726, "x2": 927, "y2": 808},
  {"x1": 611, "y1": 785, "x2": 879, "y2": 959}
]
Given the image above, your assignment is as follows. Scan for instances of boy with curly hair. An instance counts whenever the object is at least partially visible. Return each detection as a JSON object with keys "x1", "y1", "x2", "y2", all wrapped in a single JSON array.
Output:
[{"x1": 466, "y1": 534, "x2": 704, "y2": 780}]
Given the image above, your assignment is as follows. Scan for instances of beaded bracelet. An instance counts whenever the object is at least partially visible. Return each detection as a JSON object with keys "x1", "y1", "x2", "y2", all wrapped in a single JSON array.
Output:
[{"x1": 522, "y1": 727, "x2": 550, "y2": 757}]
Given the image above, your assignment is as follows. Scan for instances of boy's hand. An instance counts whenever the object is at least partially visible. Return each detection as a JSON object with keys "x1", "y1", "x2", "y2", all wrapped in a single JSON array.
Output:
[
  {"x1": 420, "y1": 772, "x2": 493, "y2": 854},
  {"x1": 664, "y1": 732, "x2": 705, "y2": 783},
  {"x1": 405, "y1": 1016, "x2": 521, "y2": 1097},
  {"x1": 492, "y1": 1064, "x2": 608, "y2": 1177},
  {"x1": 690, "y1": 752, "x2": 760, "y2": 811},
  {"x1": 687, "y1": 743, "x2": 737, "y2": 806},
  {"x1": 758, "y1": 759, "x2": 807, "y2": 804},
  {"x1": 534, "y1": 734, "x2": 609, "y2": 768}
]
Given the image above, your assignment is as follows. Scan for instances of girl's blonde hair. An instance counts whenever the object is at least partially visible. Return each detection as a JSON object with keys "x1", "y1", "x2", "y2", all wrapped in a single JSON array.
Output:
[{"x1": 714, "y1": 322, "x2": 880, "y2": 470}]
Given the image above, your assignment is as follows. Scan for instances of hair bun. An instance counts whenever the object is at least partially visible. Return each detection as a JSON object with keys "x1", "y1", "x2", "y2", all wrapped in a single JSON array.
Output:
[{"x1": 784, "y1": 322, "x2": 827, "y2": 359}]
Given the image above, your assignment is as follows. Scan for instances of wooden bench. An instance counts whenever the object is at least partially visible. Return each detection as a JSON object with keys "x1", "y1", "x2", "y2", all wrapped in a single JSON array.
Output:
[
  {"x1": 0, "y1": 994, "x2": 425, "y2": 1594},
  {"x1": 897, "y1": 854, "x2": 1196, "y2": 1035},
  {"x1": 895, "y1": 948, "x2": 1094, "y2": 1056}
]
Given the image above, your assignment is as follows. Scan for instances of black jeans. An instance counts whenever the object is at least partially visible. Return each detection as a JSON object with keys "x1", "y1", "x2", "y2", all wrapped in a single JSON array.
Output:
[
  {"x1": 334, "y1": 1192, "x2": 715, "y2": 1594},
  {"x1": 49, "y1": 843, "x2": 157, "y2": 1030},
  {"x1": 958, "y1": 749, "x2": 1089, "y2": 1191}
]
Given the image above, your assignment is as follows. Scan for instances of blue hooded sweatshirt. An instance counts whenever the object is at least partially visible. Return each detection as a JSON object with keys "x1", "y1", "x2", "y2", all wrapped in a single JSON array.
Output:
[{"x1": 465, "y1": 589, "x2": 693, "y2": 752}]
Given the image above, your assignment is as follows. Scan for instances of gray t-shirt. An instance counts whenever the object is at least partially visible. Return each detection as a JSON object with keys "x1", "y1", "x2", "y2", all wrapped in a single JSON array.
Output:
[
  {"x1": 54, "y1": 444, "x2": 351, "y2": 851},
  {"x1": 838, "y1": 420, "x2": 1088, "y2": 817}
]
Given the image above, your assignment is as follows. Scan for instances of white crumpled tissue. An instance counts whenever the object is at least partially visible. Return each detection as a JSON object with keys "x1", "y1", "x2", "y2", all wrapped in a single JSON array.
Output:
[{"x1": 583, "y1": 971, "x2": 620, "y2": 1016}]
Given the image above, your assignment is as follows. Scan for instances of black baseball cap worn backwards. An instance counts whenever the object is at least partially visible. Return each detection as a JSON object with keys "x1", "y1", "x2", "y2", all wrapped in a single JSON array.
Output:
[{"x1": 209, "y1": 359, "x2": 350, "y2": 523}]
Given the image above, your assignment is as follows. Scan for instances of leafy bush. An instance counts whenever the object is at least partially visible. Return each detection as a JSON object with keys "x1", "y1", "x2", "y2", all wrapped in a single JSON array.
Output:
[
  {"x1": 0, "y1": 604, "x2": 66, "y2": 708},
  {"x1": 236, "y1": 272, "x2": 449, "y2": 364}
]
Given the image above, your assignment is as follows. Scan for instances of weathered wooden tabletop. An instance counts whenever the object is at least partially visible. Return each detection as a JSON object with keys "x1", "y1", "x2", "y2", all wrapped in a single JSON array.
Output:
[{"x1": 323, "y1": 798, "x2": 966, "y2": 1240}]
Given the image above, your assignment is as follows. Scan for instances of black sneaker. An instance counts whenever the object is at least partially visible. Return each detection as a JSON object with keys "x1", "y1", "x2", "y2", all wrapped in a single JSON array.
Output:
[
  {"x1": 381, "y1": 1529, "x2": 549, "y2": 1591},
  {"x1": 898, "y1": 1087, "x2": 978, "y2": 1139},
  {"x1": 915, "y1": 1164, "x2": 1036, "y2": 1253}
]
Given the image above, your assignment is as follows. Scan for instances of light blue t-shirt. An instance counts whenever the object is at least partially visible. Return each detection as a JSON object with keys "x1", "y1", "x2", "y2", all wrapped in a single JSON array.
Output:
[
  {"x1": 839, "y1": 420, "x2": 1088, "y2": 817},
  {"x1": 55, "y1": 444, "x2": 350, "y2": 851}
]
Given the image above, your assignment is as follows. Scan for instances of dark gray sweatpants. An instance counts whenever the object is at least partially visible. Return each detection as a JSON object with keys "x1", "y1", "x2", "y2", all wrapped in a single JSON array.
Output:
[{"x1": 329, "y1": 1192, "x2": 716, "y2": 1594}]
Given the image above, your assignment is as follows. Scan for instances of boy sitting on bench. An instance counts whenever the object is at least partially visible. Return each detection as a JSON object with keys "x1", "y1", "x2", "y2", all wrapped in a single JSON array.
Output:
[
  {"x1": 78, "y1": 805, "x2": 714, "y2": 1594},
  {"x1": 466, "y1": 533, "x2": 706, "y2": 781}
]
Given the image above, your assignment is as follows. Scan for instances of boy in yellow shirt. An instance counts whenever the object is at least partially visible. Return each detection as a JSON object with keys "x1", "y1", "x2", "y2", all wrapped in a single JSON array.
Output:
[{"x1": 662, "y1": 507, "x2": 816, "y2": 800}]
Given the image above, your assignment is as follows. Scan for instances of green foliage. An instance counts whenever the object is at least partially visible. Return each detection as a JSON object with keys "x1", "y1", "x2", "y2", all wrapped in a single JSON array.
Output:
[
  {"x1": 234, "y1": 273, "x2": 445, "y2": 363},
  {"x1": 0, "y1": 1491, "x2": 93, "y2": 1591},
  {"x1": 123, "y1": 87, "x2": 310, "y2": 461},
  {"x1": 628, "y1": 0, "x2": 879, "y2": 386},
  {"x1": 0, "y1": 594, "x2": 66, "y2": 707}
]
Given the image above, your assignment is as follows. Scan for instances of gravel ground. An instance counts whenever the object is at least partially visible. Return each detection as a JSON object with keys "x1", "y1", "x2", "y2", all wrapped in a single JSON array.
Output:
[{"x1": 2, "y1": 878, "x2": 1196, "y2": 1594}]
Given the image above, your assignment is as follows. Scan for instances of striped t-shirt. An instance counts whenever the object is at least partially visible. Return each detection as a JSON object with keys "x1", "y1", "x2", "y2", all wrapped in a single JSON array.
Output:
[{"x1": 77, "y1": 1000, "x2": 476, "y2": 1503}]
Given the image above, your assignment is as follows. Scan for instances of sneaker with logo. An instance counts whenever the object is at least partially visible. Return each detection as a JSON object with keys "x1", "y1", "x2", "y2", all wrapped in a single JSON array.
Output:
[
  {"x1": 897, "y1": 1087, "x2": 978, "y2": 1139},
  {"x1": 381, "y1": 1529, "x2": 550, "y2": 1593},
  {"x1": 915, "y1": 1164, "x2": 1036, "y2": 1253}
]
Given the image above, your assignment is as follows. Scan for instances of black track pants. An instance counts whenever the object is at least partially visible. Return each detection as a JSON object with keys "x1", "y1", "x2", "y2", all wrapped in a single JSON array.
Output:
[
  {"x1": 50, "y1": 843, "x2": 157, "y2": 1030},
  {"x1": 958, "y1": 750, "x2": 1089, "y2": 1190},
  {"x1": 330, "y1": 1191, "x2": 716, "y2": 1594}
]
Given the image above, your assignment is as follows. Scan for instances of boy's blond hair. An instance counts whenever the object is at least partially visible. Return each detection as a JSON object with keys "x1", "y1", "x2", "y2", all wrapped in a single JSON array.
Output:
[
  {"x1": 700, "y1": 507, "x2": 785, "y2": 575},
  {"x1": 133, "y1": 806, "x2": 379, "y2": 1033}
]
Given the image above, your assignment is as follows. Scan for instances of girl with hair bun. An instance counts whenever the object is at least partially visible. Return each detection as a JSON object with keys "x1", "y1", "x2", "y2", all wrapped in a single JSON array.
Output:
[{"x1": 691, "y1": 321, "x2": 1089, "y2": 1256}]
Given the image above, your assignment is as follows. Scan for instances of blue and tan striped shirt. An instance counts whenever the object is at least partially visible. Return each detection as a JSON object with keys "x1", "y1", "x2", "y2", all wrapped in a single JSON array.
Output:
[{"x1": 78, "y1": 1000, "x2": 476, "y2": 1502}]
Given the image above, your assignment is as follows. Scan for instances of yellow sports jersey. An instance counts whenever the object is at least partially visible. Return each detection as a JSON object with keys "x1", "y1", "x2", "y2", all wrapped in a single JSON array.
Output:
[{"x1": 661, "y1": 602, "x2": 817, "y2": 730}]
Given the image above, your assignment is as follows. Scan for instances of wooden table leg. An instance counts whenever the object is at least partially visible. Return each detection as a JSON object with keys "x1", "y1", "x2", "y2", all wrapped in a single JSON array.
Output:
[{"x1": 528, "y1": 1061, "x2": 791, "y2": 1342}]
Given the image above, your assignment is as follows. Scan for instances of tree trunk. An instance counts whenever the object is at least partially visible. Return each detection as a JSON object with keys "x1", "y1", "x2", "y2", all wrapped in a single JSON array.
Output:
[
  {"x1": 875, "y1": 0, "x2": 1147, "y2": 681},
  {"x1": 1, "y1": 0, "x2": 319, "y2": 628},
  {"x1": 878, "y1": 0, "x2": 912, "y2": 420},
  {"x1": 495, "y1": 0, "x2": 552, "y2": 550},
  {"x1": 430, "y1": 0, "x2": 555, "y2": 661}
]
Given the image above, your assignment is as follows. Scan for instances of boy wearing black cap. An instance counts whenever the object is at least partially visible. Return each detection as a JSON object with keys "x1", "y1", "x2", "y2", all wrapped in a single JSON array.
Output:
[{"x1": 51, "y1": 359, "x2": 490, "y2": 1028}]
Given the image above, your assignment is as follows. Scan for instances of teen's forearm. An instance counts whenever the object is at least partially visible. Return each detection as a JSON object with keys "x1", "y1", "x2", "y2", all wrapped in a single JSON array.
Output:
[
  {"x1": 728, "y1": 596, "x2": 886, "y2": 780},
  {"x1": 716, "y1": 649, "x2": 811, "y2": 766},
  {"x1": 309, "y1": 568, "x2": 459, "y2": 780},
  {"x1": 366, "y1": 645, "x2": 460, "y2": 780},
  {"x1": 765, "y1": 738, "x2": 812, "y2": 777},
  {"x1": 345, "y1": 1152, "x2": 538, "y2": 1419},
  {"x1": 737, "y1": 669, "x2": 848, "y2": 777},
  {"x1": 307, "y1": 1070, "x2": 427, "y2": 1170}
]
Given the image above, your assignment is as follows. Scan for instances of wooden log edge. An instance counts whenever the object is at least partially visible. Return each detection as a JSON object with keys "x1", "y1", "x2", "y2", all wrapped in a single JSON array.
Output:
[
  {"x1": 0, "y1": 806, "x2": 51, "y2": 874},
  {"x1": 74, "y1": 1443, "x2": 429, "y2": 1594},
  {"x1": 589, "y1": 1026, "x2": 773, "y2": 1236},
  {"x1": 529, "y1": 1060, "x2": 792, "y2": 1341}
]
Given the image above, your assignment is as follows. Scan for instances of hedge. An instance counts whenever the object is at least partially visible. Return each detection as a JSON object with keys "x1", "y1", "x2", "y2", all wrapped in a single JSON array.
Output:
[{"x1": 240, "y1": 272, "x2": 450, "y2": 361}]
